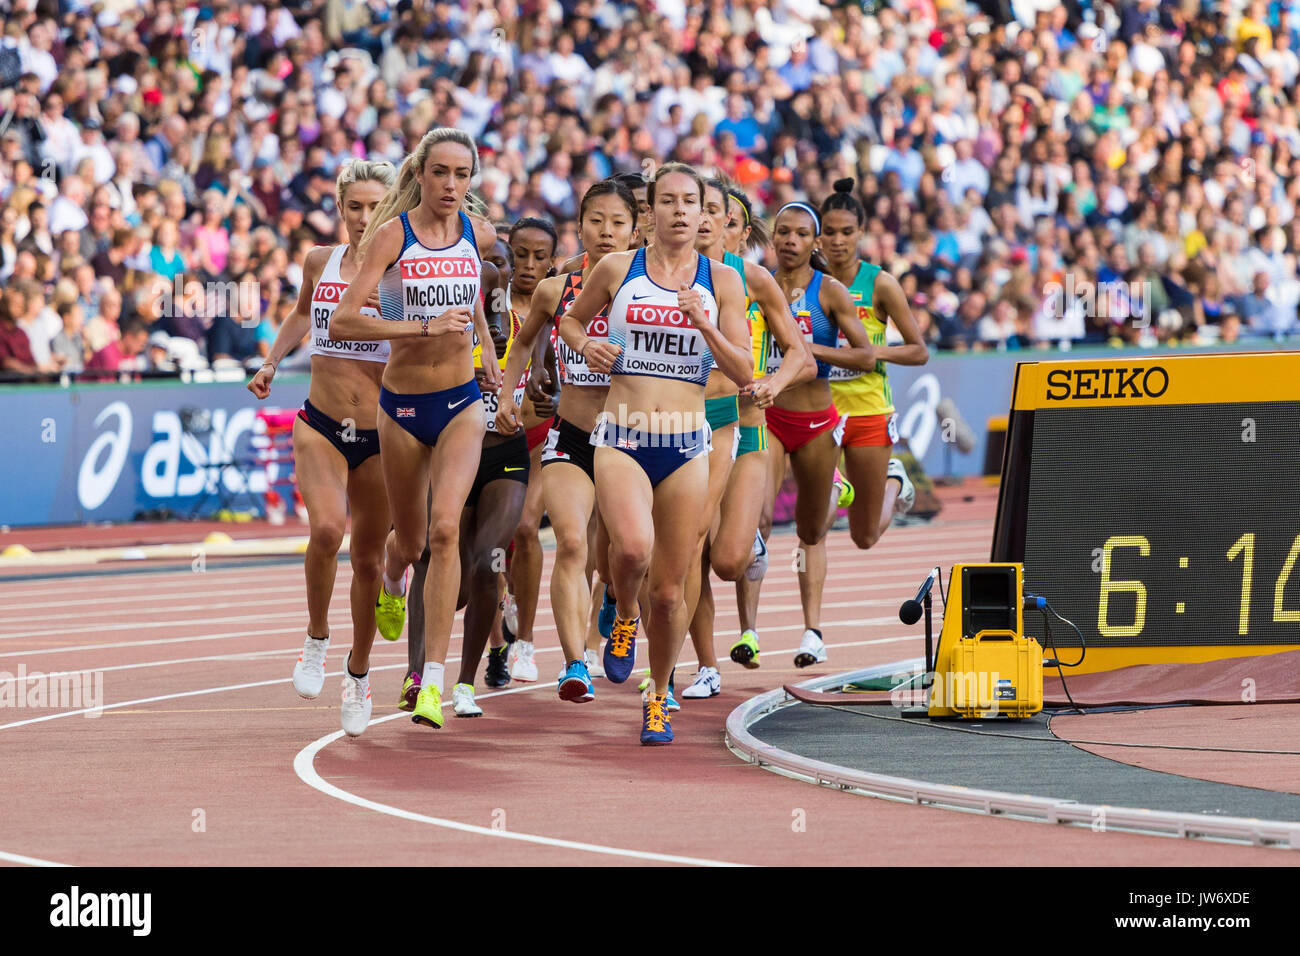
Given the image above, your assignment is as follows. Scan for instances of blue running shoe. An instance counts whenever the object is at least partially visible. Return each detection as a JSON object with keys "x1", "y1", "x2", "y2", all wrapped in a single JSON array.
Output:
[
  {"x1": 640, "y1": 693, "x2": 673, "y2": 745},
  {"x1": 557, "y1": 658, "x2": 595, "y2": 703},
  {"x1": 604, "y1": 615, "x2": 638, "y2": 684},
  {"x1": 598, "y1": 585, "x2": 617, "y2": 640},
  {"x1": 664, "y1": 683, "x2": 680, "y2": 712}
]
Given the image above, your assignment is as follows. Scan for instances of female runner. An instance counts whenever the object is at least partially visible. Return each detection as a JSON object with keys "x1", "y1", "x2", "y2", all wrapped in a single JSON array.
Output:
[
  {"x1": 558, "y1": 162, "x2": 753, "y2": 744},
  {"x1": 330, "y1": 128, "x2": 502, "y2": 730},
  {"x1": 401, "y1": 230, "x2": 555, "y2": 707},
  {"x1": 556, "y1": 172, "x2": 649, "y2": 651},
  {"x1": 680, "y1": 182, "x2": 816, "y2": 698},
  {"x1": 248, "y1": 158, "x2": 396, "y2": 737},
  {"x1": 496, "y1": 180, "x2": 639, "y2": 702},
  {"x1": 741, "y1": 202, "x2": 876, "y2": 671},
  {"x1": 497, "y1": 219, "x2": 560, "y2": 686},
  {"x1": 820, "y1": 179, "x2": 927, "y2": 545}
]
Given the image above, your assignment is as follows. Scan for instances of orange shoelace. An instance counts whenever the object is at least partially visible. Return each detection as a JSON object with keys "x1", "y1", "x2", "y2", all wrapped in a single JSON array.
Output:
[
  {"x1": 644, "y1": 695, "x2": 668, "y2": 733},
  {"x1": 610, "y1": 618, "x2": 636, "y2": 658}
]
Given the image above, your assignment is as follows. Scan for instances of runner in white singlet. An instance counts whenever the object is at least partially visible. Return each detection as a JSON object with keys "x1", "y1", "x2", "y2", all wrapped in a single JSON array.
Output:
[
  {"x1": 330, "y1": 128, "x2": 502, "y2": 731},
  {"x1": 556, "y1": 162, "x2": 753, "y2": 746},
  {"x1": 247, "y1": 158, "x2": 397, "y2": 738}
]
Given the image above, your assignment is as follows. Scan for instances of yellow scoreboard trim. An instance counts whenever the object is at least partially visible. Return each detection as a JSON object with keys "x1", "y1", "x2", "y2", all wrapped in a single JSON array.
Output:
[
  {"x1": 1019, "y1": 642, "x2": 1300, "y2": 676},
  {"x1": 1002, "y1": 349, "x2": 1300, "y2": 675},
  {"x1": 1012, "y1": 351, "x2": 1300, "y2": 411}
]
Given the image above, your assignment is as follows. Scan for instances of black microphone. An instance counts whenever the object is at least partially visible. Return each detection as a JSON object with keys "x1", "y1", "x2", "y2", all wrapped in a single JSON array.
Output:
[{"x1": 899, "y1": 567, "x2": 939, "y2": 624}]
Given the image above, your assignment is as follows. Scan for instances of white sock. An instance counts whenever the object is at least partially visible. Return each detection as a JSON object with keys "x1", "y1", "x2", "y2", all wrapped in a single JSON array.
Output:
[
  {"x1": 383, "y1": 569, "x2": 407, "y2": 597},
  {"x1": 422, "y1": 662, "x2": 445, "y2": 694}
]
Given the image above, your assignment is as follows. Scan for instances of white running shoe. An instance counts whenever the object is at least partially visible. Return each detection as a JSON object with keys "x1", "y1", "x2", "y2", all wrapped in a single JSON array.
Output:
[
  {"x1": 452, "y1": 682, "x2": 483, "y2": 717},
  {"x1": 293, "y1": 635, "x2": 329, "y2": 699},
  {"x1": 794, "y1": 629, "x2": 828, "y2": 668},
  {"x1": 501, "y1": 593, "x2": 519, "y2": 641},
  {"x1": 340, "y1": 667, "x2": 372, "y2": 737},
  {"x1": 509, "y1": 640, "x2": 538, "y2": 682},
  {"x1": 680, "y1": 665, "x2": 721, "y2": 699},
  {"x1": 888, "y1": 458, "x2": 915, "y2": 514},
  {"x1": 585, "y1": 649, "x2": 605, "y2": 679},
  {"x1": 744, "y1": 530, "x2": 769, "y2": 582}
]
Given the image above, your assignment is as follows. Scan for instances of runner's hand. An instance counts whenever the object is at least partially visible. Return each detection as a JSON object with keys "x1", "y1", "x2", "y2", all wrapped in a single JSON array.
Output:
[
  {"x1": 248, "y1": 364, "x2": 275, "y2": 399},
  {"x1": 744, "y1": 379, "x2": 776, "y2": 409},
  {"x1": 495, "y1": 392, "x2": 521, "y2": 434},
  {"x1": 582, "y1": 340, "x2": 621, "y2": 375},
  {"x1": 525, "y1": 365, "x2": 552, "y2": 404},
  {"x1": 432, "y1": 307, "x2": 475, "y2": 336},
  {"x1": 678, "y1": 284, "x2": 706, "y2": 327}
]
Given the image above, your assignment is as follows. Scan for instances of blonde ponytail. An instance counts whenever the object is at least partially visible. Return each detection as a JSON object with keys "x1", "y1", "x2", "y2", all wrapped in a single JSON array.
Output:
[{"x1": 358, "y1": 127, "x2": 482, "y2": 253}]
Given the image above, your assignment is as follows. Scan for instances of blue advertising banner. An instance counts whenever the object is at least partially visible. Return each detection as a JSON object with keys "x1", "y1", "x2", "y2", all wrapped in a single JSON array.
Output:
[
  {"x1": 0, "y1": 375, "x2": 309, "y2": 527},
  {"x1": 0, "y1": 343, "x2": 1287, "y2": 526}
]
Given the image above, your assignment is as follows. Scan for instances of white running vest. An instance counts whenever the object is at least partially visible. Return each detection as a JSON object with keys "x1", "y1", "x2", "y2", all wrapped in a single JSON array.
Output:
[
  {"x1": 309, "y1": 244, "x2": 389, "y2": 362},
  {"x1": 377, "y1": 210, "x2": 481, "y2": 331},
  {"x1": 606, "y1": 247, "x2": 718, "y2": 386}
]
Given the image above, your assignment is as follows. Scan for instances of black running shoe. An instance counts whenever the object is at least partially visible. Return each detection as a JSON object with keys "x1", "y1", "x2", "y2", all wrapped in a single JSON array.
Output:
[{"x1": 485, "y1": 645, "x2": 511, "y2": 688}]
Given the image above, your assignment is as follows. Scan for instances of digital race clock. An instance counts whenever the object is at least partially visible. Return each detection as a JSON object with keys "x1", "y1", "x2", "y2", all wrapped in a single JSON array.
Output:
[{"x1": 991, "y1": 352, "x2": 1300, "y2": 671}]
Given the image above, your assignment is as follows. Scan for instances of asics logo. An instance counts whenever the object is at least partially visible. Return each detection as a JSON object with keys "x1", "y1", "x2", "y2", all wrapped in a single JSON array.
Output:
[{"x1": 447, "y1": 397, "x2": 470, "y2": 410}]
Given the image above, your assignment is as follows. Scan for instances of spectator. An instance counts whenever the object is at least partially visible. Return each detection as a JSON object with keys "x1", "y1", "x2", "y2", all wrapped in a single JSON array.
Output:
[
  {"x1": 51, "y1": 300, "x2": 90, "y2": 374},
  {"x1": 0, "y1": 288, "x2": 38, "y2": 376},
  {"x1": 86, "y1": 318, "x2": 150, "y2": 376}
]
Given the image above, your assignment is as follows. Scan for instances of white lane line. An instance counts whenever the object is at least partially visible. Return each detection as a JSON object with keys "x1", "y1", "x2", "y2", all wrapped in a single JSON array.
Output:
[
  {"x1": 0, "y1": 849, "x2": 71, "y2": 867},
  {"x1": 0, "y1": 569, "x2": 937, "y2": 634},
  {"x1": 292, "y1": 633, "x2": 916, "y2": 868},
  {"x1": 0, "y1": 647, "x2": 295, "y2": 685},
  {"x1": 0, "y1": 632, "x2": 912, "y2": 868},
  {"x1": 0, "y1": 627, "x2": 314, "y2": 660},
  {"x1": 0, "y1": 566, "x2": 312, "y2": 594},
  {"x1": 0, "y1": 522, "x2": 989, "y2": 596},
  {"x1": 0, "y1": 582, "x2": 319, "y2": 621},
  {"x1": 0, "y1": 610, "x2": 314, "y2": 640}
]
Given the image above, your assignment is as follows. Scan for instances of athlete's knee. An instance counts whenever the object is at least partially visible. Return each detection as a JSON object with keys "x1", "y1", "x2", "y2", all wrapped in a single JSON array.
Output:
[
  {"x1": 553, "y1": 525, "x2": 587, "y2": 565},
  {"x1": 850, "y1": 522, "x2": 882, "y2": 550},
  {"x1": 609, "y1": 537, "x2": 651, "y2": 576},
  {"x1": 711, "y1": 547, "x2": 749, "y2": 583},
  {"x1": 648, "y1": 580, "x2": 684, "y2": 617},
  {"x1": 309, "y1": 518, "x2": 346, "y2": 556},
  {"x1": 426, "y1": 515, "x2": 460, "y2": 553},
  {"x1": 468, "y1": 545, "x2": 501, "y2": 580},
  {"x1": 795, "y1": 515, "x2": 827, "y2": 545},
  {"x1": 349, "y1": 548, "x2": 383, "y2": 583},
  {"x1": 513, "y1": 527, "x2": 539, "y2": 554}
]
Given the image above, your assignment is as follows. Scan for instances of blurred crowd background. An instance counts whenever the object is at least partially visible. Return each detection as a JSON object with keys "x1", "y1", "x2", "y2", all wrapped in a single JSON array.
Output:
[{"x1": 2, "y1": 0, "x2": 1299, "y2": 381}]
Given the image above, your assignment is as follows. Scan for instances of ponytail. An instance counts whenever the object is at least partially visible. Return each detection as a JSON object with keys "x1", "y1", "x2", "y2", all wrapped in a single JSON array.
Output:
[{"x1": 358, "y1": 127, "x2": 481, "y2": 253}]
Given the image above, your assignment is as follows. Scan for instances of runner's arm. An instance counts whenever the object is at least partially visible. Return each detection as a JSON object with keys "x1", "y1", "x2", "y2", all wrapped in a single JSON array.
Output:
[
  {"x1": 870, "y1": 271, "x2": 929, "y2": 366},
  {"x1": 815, "y1": 277, "x2": 874, "y2": 371}
]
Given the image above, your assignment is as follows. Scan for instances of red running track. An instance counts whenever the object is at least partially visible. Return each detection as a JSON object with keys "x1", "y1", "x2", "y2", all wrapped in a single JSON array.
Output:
[{"x1": 0, "y1": 484, "x2": 1289, "y2": 866}]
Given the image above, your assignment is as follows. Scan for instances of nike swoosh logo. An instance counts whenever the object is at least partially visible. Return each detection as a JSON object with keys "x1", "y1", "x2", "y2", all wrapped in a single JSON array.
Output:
[
  {"x1": 448, "y1": 397, "x2": 469, "y2": 410},
  {"x1": 631, "y1": 294, "x2": 654, "y2": 301},
  {"x1": 809, "y1": 420, "x2": 830, "y2": 429},
  {"x1": 503, "y1": 466, "x2": 524, "y2": 472}
]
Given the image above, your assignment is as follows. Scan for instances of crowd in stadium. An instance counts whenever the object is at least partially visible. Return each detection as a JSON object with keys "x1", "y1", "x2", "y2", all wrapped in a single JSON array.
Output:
[{"x1": 1, "y1": 0, "x2": 1298, "y2": 380}]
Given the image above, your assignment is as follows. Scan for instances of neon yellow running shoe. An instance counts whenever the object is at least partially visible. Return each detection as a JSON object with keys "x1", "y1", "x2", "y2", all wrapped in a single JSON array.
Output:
[
  {"x1": 729, "y1": 629, "x2": 761, "y2": 669},
  {"x1": 637, "y1": 667, "x2": 651, "y2": 692},
  {"x1": 833, "y1": 469, "x2": 855, "y2": 509},
  {"x1": 398, "y1": 671, "x2": 420, "y2": 712},
  {"x1": 411, "y1": 683, "x2": 443, "y2": 729},
  {"x1": 375, "y1": 578, "x2": 408, "y2": 642}
]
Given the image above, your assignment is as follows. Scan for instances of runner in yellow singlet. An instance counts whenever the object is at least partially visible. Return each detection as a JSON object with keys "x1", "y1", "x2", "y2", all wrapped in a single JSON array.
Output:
[{"x1": 820, "y1": 178, "x2": 928, "y2": 549}]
